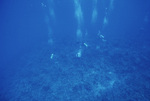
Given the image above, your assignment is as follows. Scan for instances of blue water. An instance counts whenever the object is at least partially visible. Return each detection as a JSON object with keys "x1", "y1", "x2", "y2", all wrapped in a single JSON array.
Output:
[{"x1": 0, "y1": 0, "x2": 150, "y2": 101}]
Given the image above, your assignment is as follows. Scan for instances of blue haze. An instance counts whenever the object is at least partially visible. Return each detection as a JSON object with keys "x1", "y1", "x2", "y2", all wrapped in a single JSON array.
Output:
[{"x1": 0, "y1": 0, "x2": 150, "y2": 101}]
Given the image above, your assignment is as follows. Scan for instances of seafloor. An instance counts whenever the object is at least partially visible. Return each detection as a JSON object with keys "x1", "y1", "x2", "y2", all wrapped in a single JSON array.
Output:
[{"x1": 1, "y1": 40, "x2": 150, "y2": 101}]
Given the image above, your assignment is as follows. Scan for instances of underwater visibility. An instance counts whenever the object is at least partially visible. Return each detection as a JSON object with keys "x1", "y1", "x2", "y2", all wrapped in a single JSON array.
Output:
[{"x1": 0, "y1": 0, "x2": 150, "y2": 101}]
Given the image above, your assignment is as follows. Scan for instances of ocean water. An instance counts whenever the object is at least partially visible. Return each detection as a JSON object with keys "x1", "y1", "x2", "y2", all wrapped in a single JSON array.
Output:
[{"x1": 0, "y1": 0, "x2": 150, "y2": 101}]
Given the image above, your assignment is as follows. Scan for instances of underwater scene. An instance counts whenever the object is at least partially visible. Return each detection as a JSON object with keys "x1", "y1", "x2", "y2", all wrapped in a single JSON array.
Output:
[{"x1": 0, "y1": 0, "x2": 150, "y2": 101}]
